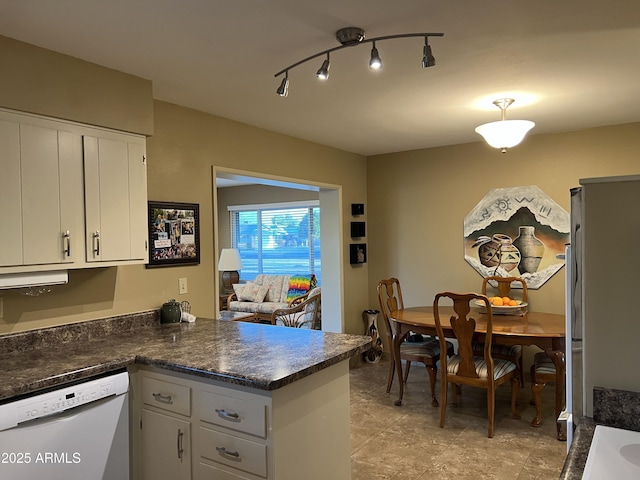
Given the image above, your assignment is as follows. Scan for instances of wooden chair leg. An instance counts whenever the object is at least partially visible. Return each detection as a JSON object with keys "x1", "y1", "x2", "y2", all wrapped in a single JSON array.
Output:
[
  {"x1": 403, "y1": 360, "x2": 412, "y2": 383},
  {"x1": 451, "y1": 380, "x2": 458, "y2": 406},
  {"x1": 511, "y1": 376, "x2": 521, "y2": 419},
  {"x1": 439, "y1": 379, "x2": 448, "y2": 429},
  {"x1": 530, "y1": 381, "x2": 545, "y2": 427},
  {"x1": 555, "y1": 374, "x2": 567, "y2": 441},
  {"x1": 386, "y1": 357, "x2": 396, "y2": 394},
  {"x1": 518, "y1": 352, "x2": 524, "y2": 387},
  {"x1": 487, "y1": 385, "x2": 495, "y2": 438},
  {"x1": 425, "y1": 363, "x2": 438, "y2": 407}
]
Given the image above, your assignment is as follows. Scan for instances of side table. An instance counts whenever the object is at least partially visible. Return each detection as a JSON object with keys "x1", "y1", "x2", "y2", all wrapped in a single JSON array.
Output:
[
  {"x1": 219, "y1": 294, "x2": 230, "y2": 311},
  {"x1": 219, "y1": 311, "x2": 256, "y2": 322}
]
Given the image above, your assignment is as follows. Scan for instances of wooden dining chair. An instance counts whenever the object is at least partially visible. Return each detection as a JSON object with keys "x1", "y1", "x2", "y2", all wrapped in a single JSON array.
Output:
[
  {"x1": 433, "y1": 291, "x2": 520, "y2": 438},
  {"x1": 476, "y1": 275, "x2": 527, "y2": 386},
  {"x1": 530, "y1": 350, "x2": 566, "y2": 441},
  {"x1": 377, "y1": 278, "x2": 453, "y2": 407}
]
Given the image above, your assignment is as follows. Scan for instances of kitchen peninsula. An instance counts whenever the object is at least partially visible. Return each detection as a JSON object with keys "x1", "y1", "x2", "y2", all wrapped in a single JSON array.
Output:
[{"x1": 0, "y1": 311, "x2": 372, "y2": 479}]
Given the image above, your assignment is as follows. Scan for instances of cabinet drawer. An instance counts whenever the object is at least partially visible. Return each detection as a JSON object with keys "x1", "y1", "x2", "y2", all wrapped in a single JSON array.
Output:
[
  {"x1": 200, "y1": 461, "x2": 252, "y2": 479},
  {"x1": 199, "y1": 391, "x2": 267, "y2": 438},
  {"x1": 142, "y1": 376, "x2": 191, "y2": 416},
  {"x1": 200, "y1": 427, "x2": 267, "y2": 478}
]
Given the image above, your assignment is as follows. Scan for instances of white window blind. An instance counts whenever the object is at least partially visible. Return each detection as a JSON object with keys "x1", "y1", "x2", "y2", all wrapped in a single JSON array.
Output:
[{"x1": 228, "y1": 202, "x2": 321, "y2": 283}]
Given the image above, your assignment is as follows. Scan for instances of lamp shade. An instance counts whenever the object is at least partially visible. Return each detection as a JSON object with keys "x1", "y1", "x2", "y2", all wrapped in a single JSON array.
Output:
[
  {"x1": 475, "y1": 119, "x2": 535, "y2": 150},
  {"x1": 218, "y1": 248, "x2": 243, "y2": 271}
]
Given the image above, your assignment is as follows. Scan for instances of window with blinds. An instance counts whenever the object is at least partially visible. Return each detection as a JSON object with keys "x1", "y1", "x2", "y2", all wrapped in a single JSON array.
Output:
[{"x1": 229, "y1": 201, "x2": 321, "y2": 283}]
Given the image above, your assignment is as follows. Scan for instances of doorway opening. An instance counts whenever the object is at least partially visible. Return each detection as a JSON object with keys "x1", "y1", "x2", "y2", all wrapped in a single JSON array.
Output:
[{"x1": 212, "y1": 167, "x2": 344, "y2": 333}]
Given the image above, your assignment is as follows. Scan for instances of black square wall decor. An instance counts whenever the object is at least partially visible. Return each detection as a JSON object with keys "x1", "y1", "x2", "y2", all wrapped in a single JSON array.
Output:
[
  {"x1": 351, "y1": 222, "x2": 366, "y2": 238},
  {"x1": 351, "y1": 203, "x2": 364, "y2": 216}
]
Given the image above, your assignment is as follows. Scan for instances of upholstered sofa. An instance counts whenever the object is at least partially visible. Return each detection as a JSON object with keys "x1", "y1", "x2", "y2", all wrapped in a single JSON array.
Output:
[{"x1": 226, "y1": 274, "x2": 318, "y2": 323}]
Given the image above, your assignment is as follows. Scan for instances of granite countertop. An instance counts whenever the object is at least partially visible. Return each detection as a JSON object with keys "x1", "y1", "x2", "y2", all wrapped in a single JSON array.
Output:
[
  {"x1": 0, "y1": 312, "x2": 372, "y2": 401},
  {"x1": 560, "y1": 417, "x2": 596, "y2": 479},
  {"x1": 560, "y1": 386, "x2": 640, "y2": 478}
]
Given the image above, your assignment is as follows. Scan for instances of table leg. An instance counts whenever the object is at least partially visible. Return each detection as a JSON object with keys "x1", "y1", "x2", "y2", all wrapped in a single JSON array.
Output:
[
  {"x1": 392, "y1": 332, "x2": 405, "y2": 406},
  {"x1": 548, "y1": 349, "x2": 567, "y2": 441}
]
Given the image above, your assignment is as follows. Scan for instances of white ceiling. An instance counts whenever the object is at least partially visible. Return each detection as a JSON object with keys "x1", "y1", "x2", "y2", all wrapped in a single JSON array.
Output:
[{"x1": 1, "y1": 0, "x2": 639, "y2": 156}]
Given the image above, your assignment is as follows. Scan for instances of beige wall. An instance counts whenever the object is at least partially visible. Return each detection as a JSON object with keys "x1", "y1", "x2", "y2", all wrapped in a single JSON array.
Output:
[
  {"x1": 0, "y1": 35, "x2": 153, "y2": 135},
  {"x1": 367, "y1": 122, "x2": 640, "y2": 347}
]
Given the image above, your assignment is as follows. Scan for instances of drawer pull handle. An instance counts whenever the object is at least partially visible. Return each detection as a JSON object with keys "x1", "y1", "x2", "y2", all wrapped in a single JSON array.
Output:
[
  {"x1": 216, "y1": 446, "x2": 240, "y2": 459},
  {"x1": 152, "y1": 392, "x2": 173, "y2": 404},
  {"x1": 215, "y1": 408, "x2": 240, "y2": 421}
]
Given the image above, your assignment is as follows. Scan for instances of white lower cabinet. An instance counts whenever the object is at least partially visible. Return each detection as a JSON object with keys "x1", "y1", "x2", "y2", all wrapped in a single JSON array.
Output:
[
  {"x1": 132, "y1": 362, "x2": 352, "y2": 480},
  {"x1": 141, "y1": 409, "x2": 191, "y2": 480},
  {"x1": 139, "y1": 375, "x2": 192, "y2": 480}
]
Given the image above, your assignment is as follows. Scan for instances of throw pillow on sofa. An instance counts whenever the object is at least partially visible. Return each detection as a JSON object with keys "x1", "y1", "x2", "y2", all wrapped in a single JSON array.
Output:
[{"x1": 233, "y1": 282, "x2": 269, "y2": 302}]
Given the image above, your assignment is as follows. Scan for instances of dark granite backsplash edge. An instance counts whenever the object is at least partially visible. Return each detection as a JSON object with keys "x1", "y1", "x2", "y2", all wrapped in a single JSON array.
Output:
[
  {"x1": 0, "y1": 309, "x2": 160, "y2": 355},
  {"x1": 593, "y1": 386, "x2": 640, "y2": 431}
]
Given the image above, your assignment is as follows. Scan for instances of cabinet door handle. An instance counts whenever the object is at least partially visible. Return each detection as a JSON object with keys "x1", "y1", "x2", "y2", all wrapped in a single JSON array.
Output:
[
  {"x1": 215, "y1": 408, "x2": 240, "y2": 421},
  {"x1": 152, "y1": 392, "x2": 173, "y2": 404},
  {"x1": 177, "y1": 429, "x2": 184, "y2": 461},
  {"x1": 63, "y1": 231, "x2": 71, "y2": 257},
  {"x1": 216, "y1": 446, "x2": 240, "y2": 458},
  {"x1": 92, "y1": 231, "x2": 100, "y2": 256}
]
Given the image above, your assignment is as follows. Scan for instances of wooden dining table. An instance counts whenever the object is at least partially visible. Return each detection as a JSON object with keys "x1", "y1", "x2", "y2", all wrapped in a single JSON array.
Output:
[{"x1": 390, "y1": 306, "x2": 566, "y2": 439}]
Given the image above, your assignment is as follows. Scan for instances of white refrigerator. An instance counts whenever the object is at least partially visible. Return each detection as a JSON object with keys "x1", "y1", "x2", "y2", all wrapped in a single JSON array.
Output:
[{"x1": 566, "y1": 174, "x2": 640, "y2": 448}]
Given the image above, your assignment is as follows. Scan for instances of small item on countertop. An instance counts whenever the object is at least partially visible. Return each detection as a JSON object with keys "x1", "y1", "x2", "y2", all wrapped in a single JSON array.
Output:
[
  {"x1": 181, "y1": 312, "x2": 196, "y2": 323},
  {"x1": 161, "y1": 299, "x2": 182, "y2": 324},
  {"x1": 180, "y1": 300, "x2": 191, "y2": 313}
]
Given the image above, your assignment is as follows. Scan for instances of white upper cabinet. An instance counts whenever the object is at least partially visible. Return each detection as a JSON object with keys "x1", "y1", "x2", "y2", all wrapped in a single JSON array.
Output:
[
  {"x1": 0, "y1": 108, "x2": 148, "y2": 274},
  {"x1": 0, "y1": 113, "x2": 83, "y2": 268},
  {"x1": 83, "y1": 134, "x2": 148, "y2": 263}
]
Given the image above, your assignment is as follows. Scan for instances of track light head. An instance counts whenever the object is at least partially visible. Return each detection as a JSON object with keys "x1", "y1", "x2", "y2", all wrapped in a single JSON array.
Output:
[
  {"x1": 422, "y1": 38, "x2": 436, "y2": 68},
  {"x1": 276, "y1": 73, "x2": 289, "y2": 97},
  {"x1": 369, "y1": 42, "x2": 382, "y2": 70},
  {"x1": 316, "y1": 54, "x2": 330, "y2": 80}
]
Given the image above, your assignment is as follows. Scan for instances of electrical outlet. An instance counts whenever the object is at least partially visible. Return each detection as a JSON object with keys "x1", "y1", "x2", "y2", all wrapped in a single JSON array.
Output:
[{"x1": 179, "y1": 278, "x2": 188, "y2": 294}]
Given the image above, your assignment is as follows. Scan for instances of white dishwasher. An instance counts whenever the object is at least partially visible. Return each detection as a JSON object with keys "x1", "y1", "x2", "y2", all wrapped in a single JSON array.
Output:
[{"x1": 0, "y1": 370, "x2": 129, "y2": 480}]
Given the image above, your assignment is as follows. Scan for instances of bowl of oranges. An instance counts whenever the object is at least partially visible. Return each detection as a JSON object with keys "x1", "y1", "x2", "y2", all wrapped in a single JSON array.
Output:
[{"x1": 474, "y1": 296, "x2": 528, "y2": 315}]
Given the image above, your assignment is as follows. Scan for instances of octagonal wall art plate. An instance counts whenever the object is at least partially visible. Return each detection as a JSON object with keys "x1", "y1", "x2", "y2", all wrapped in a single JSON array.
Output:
[{"x1": 464, "y1": 185, "x2": 570, "y2": 290}]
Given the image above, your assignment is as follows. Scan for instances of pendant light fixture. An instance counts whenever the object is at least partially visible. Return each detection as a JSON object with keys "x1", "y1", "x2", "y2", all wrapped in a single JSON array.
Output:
[
  {"x1": 475, "y1": 98, "x2": 535, "y2": 153},
  {"x1": 275, "y1": 27, "x2": 443, "y2": 96}
]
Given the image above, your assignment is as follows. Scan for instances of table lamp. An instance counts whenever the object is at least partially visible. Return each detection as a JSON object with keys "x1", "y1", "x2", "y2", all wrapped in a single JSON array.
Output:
[{"x1": 219, "y1": 248, "x2": 243, "y2": 295}]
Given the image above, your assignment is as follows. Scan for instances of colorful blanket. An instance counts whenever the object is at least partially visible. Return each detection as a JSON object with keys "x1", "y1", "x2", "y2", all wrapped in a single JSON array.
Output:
[{"x1": 286, "y1": 274, "x2": 317, "y2": 303}]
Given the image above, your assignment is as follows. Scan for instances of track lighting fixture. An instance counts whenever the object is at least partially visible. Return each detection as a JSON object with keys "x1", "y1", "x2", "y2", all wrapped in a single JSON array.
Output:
[
  {"x1": 316, "y1": 54, "x2": 330, "y2": 80},
  {"x1": 369, "y1": 41, "x2": 382, "y2": 70},
  {"x1": 276, "y1": 71, "x2": 289, "y2": 97},
  {"x1": 421, "y1": 37, "x2": 435, "y2": 68},
  {"x1": 275, "y1": 27, "x2": 443, "y2": 96},
  {"x1": 475, "y1": 98, "x2": 535, "y2": 153}
]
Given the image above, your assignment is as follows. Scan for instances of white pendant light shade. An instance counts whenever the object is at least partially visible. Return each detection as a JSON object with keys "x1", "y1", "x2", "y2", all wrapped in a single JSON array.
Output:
[
  {"x1": 475, "y1": 98, "x2": 535, "y2": 152},
  {"x1": 475, "y1": 119, "x2": 535, "y2": 149}
]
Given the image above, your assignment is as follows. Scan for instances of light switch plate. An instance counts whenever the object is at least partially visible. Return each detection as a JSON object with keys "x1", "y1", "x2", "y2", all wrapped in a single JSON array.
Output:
[{"x1": 179, "y1": 278, "x2": 188, "y2": 294}]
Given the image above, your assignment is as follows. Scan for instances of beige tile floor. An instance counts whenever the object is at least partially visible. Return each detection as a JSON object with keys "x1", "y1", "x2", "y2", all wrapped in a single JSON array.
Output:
[{"x1": 349, "y1": 358, "x2": 567, "y2": 480}]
